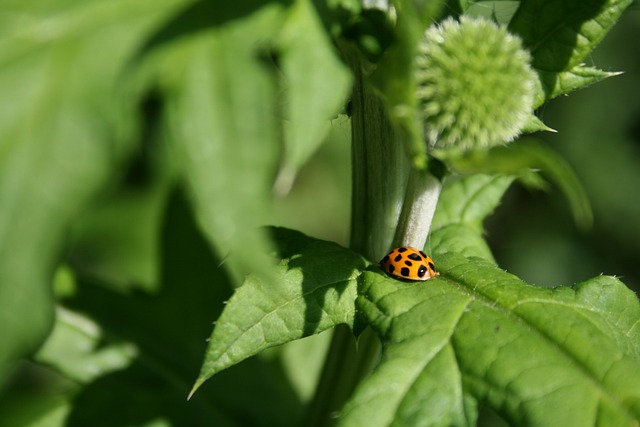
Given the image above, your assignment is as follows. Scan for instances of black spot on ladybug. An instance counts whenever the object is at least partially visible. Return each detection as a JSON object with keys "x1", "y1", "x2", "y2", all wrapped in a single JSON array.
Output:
[
  {"x1": 380, "y1": 255, "x2": 389, "y2": 264},
  {"x1": 408, "y1": 253, "x2": 421, "y2": 261},
  {"x1": 404, "y1": 260, "x2": 413, "y2": 266},
  {"x1": 419, "y1": 250, "x2": 427, "y2": 258},
  {"x1": 400, "y1": 267, "x2": 410, "y2": 277},
  {"x1": 429, "y1": 262, "x2": 435, "y2": 270},
  {"x1": 394, "y1": 254, "x2": 402, "y2": 262},
  {"x1": 387, "y1": 264, "x2": 395, "y2": 274},
  {"x1": 398, "y1": 247, "x2": 408, "y2": 253},
  {"x1": 418, "y1": 265, "x2": 427, "y2": 278}
]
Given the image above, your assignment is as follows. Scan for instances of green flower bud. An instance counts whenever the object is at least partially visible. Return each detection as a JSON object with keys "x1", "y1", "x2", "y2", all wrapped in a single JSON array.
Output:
[{"x1": 416, "y1": 16, "x2": 536, "y2": 154}]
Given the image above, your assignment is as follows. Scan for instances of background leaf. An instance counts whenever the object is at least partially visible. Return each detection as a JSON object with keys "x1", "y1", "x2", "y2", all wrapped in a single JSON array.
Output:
[
  {"x1": 508, "y1": 0, "x2": 633, "y2": 102},
  {"x1": 464, "y1": 1, "x2": 521, "y2": 24},
  {"x1": 430, "y1": 174, "x2": 514, "y2": 261},
  {"x1": 4, "y1": 191, "x2": 306, "y2": 427},
  {"x1": 0, "y1": 0, "x2": 178, "y2": 377},
  {"x1": 485, "y1": 8, "x2": 640, "y2": 291},
  {"x1": 509, "y1": 0, "x2": 633, "y2": 71},
  {"x1": 158, "y1": 4, "x2": 284, "y2": 286},
  {"x1": 142, "y1": 0, "x2": 354, "y2": 283},
  {"x1": 274, "y1": 0, "x2": 353, "y2": 195}
]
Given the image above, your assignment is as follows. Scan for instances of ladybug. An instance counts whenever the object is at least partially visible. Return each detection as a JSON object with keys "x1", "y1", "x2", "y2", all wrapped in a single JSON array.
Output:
[{"x1": 379, "y1": 247, "x2": 439, "y2": 281}]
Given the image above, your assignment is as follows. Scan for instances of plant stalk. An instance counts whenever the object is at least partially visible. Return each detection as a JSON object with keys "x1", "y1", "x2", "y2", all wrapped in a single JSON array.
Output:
[
  {"x1": 303, "y1": 45, "x2": 409, "y2": 426},
  {"x1": 392, "y1": 167, "x2": 442, "y2": 249},
  {"x1": 304, "y1": 36, "x2": 443, "y2": 425}
]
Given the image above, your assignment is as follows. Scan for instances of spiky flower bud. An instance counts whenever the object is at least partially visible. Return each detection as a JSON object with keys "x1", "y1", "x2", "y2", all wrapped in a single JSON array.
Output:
[{"x1": 416, "y1": 17, "x2": 536, "y2": 154}]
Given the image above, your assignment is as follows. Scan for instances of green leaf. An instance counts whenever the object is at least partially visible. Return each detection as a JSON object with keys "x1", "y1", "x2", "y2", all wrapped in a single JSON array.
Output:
[
  {"x1": 160, "y1": 5, "x2": 284, "y2": 285},
  {"x1": 521, "y1": 113, "x2": 556, "y2": 133},
  {"x1": 429, "y1": 174, "x2": 513, "y2": 261},
  {"x1": 152, "y1": 0, "x2": 353, "y2": 282},
  {"x1": 66, "y1": 141, "x2": 176, "y2": 293},
  {"x1": 509, "y1": 0, "x2": 633, "y2": 105},
  {"x1": 433, "y1": 174, "x2": 514, "y2": 232},
  {"x1": 191, "y1": 227, "x2": 369, "y2": 396},
  {"x1": 534, "y1": 65, "x2": 622, "y2": 106},
  {"x1": 509, "y1": 0, "x2": 633, "y2": 72},
  {"x1": 0, "y1": 0, "x2": 177, "y2": 372},
  {"x1": 273, "y1": 0, "x2": 353, "y2": 195},
  {"x1": 341, "y1": 254, "x2": 640, "y2": 426},
  {"x1": 446, "y1": 139, "x2": 593, "y2": 229},
  {"x1": 464, "y1": 1, "x2": 521, "y2": 24},
  {"x1": 36, "y1": 306, "x2": 138, "y2": 384},
  {"x1": 429, "y1": 223, "x2": 495, "y2": 263}
]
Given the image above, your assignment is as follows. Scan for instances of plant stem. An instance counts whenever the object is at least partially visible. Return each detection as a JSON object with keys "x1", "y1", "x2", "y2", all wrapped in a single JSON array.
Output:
[
  {"x1": 349, "y1": 71, "x2": 411, "y2": 260},
  {"x1": 303, "y1": 45, "x2": 411, "y2": 426},
  {"x1": 393, "y1": 167, "x2": 442, "y2": 249},
  {"x1": 304, "y1": 28, "x2": 444, "y2": 421}
]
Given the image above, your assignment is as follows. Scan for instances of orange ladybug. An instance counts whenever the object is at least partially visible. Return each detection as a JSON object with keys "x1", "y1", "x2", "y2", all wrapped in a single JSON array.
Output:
[{"x1": 379, "y1": 247, "x2": 439, "y2": 281}]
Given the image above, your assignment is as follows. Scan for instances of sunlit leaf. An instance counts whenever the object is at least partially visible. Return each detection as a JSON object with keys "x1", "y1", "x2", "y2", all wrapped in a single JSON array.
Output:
[
  {"x1": 341, "y1": 255, "x2": 640, "y2": 426},
  {"x1": 36, "y1": 307, "x2": 138, "y2": 384},
  {"x1": 432, "y1": 174, "x2": 514, "y2": 233}
]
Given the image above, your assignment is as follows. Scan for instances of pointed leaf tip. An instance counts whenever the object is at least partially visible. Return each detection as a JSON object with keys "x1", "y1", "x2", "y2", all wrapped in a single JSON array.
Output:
[
  {"x1": 187, "y1": 390, "x2": 195, "y2": 401},
  {"x1": 522, "y1": 114, "x2": 556, "y2": 134},
  {"x1": 193, "y1": 227, "x2": 368, "y2": 388},
  {"x1": 187, "y1": 379, "x2": 204, "y2": 401}
]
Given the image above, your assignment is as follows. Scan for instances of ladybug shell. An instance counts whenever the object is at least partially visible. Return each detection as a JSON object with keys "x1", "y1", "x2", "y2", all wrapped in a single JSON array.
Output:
[{"x1": 379, "y1": 247, "x2": 439, "y2": 281}]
